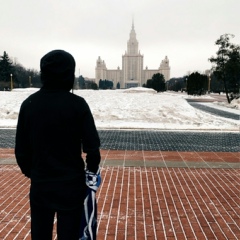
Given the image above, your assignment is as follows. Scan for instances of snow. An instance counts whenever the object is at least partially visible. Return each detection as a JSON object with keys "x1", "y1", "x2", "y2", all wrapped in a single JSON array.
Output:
[{"x1": 0, "y1": 87, "x2": 239, "y2": 131}]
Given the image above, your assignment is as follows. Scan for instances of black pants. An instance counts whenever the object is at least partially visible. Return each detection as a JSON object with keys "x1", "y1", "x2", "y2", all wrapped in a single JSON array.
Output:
[
  {"x1": 30, "y1": 204, "x2": 83, "y2": 240},
  {"x1": 30, "y1": 179, "x2": 86, "y2": 240}
]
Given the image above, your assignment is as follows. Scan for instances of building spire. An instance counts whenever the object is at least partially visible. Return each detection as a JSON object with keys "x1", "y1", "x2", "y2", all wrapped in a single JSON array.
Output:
[
  {"x1": 127, "y1": 19, "x2": 138, "y2": 55},
  {"x1": 132, "y1": 15, "x2": 134, "y2": 30}
]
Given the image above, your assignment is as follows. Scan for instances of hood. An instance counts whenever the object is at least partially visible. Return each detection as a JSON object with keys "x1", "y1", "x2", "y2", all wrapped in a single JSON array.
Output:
[{"x1": 40, "y1": 50, "x2": 76, "y2": 91}]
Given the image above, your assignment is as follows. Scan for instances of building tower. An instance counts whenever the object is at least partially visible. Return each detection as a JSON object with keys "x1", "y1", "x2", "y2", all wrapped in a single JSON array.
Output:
[
  {"x1": 95, "y1": 56, "x2": 107, "y2": 80},
  {"x1": 122, "y1": 22, "x2": 143, "y2": 88}
]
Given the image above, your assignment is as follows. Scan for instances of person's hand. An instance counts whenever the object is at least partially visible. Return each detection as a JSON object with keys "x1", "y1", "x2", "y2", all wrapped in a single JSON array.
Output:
[{"x1": 85, "y1": 168, "x2": 101, "y2": 192}]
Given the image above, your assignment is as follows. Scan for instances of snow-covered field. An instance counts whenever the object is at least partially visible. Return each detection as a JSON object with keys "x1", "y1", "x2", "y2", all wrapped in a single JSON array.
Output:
[{"x1": 0, "y1": 87, "x2": 239, "y2": 131}]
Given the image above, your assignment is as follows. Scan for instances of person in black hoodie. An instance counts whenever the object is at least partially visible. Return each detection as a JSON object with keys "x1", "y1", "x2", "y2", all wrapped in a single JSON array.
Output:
[{"x1": 15, "y1": 50, "x2": 101, "y2": 240}]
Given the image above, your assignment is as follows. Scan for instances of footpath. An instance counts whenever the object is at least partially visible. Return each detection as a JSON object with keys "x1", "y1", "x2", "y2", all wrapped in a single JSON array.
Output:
[{"x1": 0, "y1": 148, "x2": 239, "y2": 240}]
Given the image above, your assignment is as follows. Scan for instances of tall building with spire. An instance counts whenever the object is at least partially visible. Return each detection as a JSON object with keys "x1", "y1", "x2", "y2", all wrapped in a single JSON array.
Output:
[{"x1": 95, "y1": 23, "x2": 170, "y2": 88}]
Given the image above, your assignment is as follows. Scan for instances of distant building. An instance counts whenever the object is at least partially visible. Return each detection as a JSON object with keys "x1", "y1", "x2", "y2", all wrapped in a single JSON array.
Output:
[{"x1": 95, "y1": 23, "x2": 170, "y2": 88}]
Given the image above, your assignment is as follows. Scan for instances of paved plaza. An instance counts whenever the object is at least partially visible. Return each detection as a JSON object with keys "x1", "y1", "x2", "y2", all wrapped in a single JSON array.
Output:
[{"x1": 0, "y1": 128, "x2": 239, "y2": 240}]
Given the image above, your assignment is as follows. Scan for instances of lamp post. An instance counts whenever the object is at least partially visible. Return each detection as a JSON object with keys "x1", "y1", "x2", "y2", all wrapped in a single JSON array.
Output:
[
  {"x1": 186, "y1": 77, "x2": 188, "y2": 93},
  {"x1": 10, "y1": 74, "x2": 13, "y2": 91},
  {"x1": 208, "y1": 74, "x2": 211, "y2": 93},
  {"x1": 29, "y1": 76, "x2": 32, "y2": 87}
]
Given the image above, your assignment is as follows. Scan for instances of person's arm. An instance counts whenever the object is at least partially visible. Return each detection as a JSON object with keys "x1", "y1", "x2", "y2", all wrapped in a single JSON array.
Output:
[
  {"x1": 15, "y1": 103, "x2": 32, "y2": 178},
  {"x1": 81, "y1": 102, "x2": 101, "y2": 174}
]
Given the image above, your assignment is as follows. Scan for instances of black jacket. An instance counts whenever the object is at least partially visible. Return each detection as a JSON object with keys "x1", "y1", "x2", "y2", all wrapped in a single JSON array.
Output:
[{"x1": 15, "y1": 88, "x2": 101, "y2": 183}]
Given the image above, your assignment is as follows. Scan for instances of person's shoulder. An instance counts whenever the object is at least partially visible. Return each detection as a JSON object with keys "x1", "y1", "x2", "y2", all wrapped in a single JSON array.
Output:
[
  {"x1": 21, "y1": 90, "x2": 41, "y2": 106},
  {"x1": 64, "y1": 92, "x2": 90, "y2": 109},
  {"x1": 68, "y1": 92, "x2": 87, "y2": 103}
]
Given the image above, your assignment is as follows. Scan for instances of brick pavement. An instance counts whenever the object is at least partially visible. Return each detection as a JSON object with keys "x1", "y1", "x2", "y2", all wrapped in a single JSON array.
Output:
[{"x1": 0, "y1": 148, "x2": 239, "y2": 240}]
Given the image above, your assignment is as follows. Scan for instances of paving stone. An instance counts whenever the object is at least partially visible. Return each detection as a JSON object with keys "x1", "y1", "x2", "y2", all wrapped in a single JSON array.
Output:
[
  {"x1": 1, "y1": 149, "x2": 239, "y2": 169},
  {"x1": 1, "y1": 129, "x2": 239, "y2": 152}
]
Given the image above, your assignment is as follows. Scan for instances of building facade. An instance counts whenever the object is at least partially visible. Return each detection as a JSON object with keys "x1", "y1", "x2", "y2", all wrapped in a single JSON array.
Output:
[{"x1": 95, "y1": 23, "x2": 170, "y2": 88}]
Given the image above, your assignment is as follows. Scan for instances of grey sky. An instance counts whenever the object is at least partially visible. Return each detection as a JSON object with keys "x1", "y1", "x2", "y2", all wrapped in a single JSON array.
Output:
[{"x1": 1, "y1": 0, "x2": 239, "y2": 78}]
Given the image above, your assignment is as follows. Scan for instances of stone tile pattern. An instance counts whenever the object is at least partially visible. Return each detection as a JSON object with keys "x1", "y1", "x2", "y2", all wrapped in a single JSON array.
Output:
[
  {"x1": 1, "y1": 129, "x2": 239, "y2": 152},
  {"x1": 1, "y1": 149, "x2": 239, "y2": 169},
  {"x1": 0, "y1": 164, "x2": 239, "y2": 240},
  {"x1": 99, "y1": 131, "x2": 239, "y2": 152},
  {"x1": 99, "y1": 150, "x2": 239, "y2": 169}
]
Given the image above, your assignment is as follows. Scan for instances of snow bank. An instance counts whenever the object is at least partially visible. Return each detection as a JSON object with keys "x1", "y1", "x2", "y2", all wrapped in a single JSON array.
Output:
[
  {"x1": 123, "y1": 87, "x2": 157, "y2": 94},
  {"x1": 0, "y1": 88, "x2": 239, "y2": 131},
  {"x1": 215, "y1": 98, "x2": 240, "y2": 110}
]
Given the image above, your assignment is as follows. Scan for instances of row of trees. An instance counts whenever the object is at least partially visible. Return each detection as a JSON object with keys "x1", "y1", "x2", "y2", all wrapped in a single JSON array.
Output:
[
  {"x1": 0, "y1": 51, "x2": 41, "y2": 90},
  {"x1": 75, "y1": 75, "x2": 98, "y2": 90},
  {"x1": 99, "y1": 79, "x2": 113, "y2": 89},
  {"x1": 167, "y1": 73, "x2": 225, "y2": 94},
  {"x1": 0, "y1": 52, "x2": 99, "y2": 91},
  {"x1": 0, "y1": 51, "x2": 124, "y2": 91},
  {"x1": 167, "y1": 77, "x2": 186, "y2": 92},
  {"x1": 76, "y1": 78, "x2": 117, "y2": 90}
]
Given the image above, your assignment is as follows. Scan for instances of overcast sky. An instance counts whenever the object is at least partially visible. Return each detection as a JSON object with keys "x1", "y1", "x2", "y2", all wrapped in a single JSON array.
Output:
[{"x1": 1, "y1": 0, "x2": 239, "y2": 78}]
